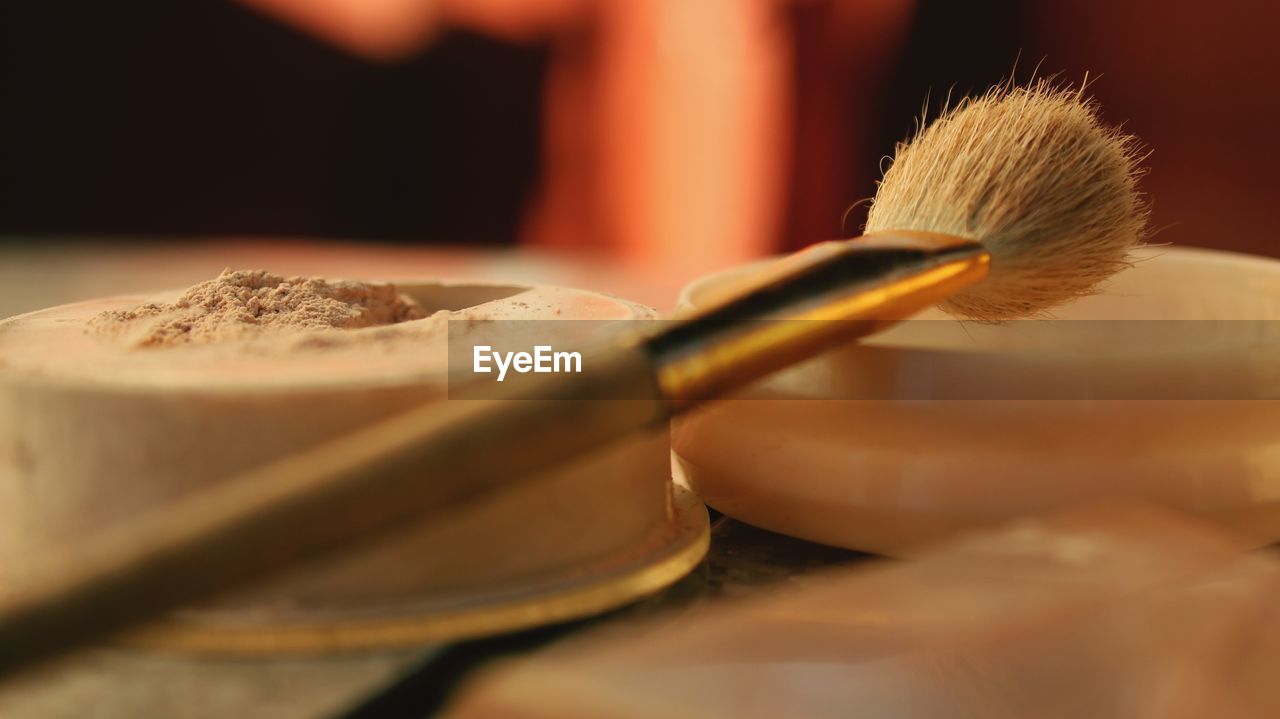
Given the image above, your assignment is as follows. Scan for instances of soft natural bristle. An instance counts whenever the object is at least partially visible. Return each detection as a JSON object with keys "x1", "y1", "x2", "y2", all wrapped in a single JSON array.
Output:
[{"x1": 865, "y1": 79, "x2": 1148, "y2": 320}]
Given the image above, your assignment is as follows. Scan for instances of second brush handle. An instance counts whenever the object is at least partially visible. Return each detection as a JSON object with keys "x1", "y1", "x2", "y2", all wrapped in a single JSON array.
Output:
[{"x1": 0, "y1": 346, "x2": 667, "y2": 678}]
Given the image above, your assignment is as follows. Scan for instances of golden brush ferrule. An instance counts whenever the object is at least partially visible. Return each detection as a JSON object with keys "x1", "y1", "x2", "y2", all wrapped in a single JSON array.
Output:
[{"x1": 644, "y1": 231, "x2": 989, "y2": 411}]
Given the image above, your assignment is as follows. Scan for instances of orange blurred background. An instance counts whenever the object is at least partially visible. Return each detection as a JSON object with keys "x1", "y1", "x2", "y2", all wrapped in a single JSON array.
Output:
[{"x1": 1, "y1": 0, "x2": 1276, "y2": 282}]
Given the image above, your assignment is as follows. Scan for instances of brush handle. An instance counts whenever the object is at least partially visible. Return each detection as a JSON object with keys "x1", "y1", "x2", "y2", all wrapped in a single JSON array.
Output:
[
  {"x1": 0, "y1": 231, "x2": 988, "y2": 678},
  {"x1": 0, "y1": 346, "x2": 666, "y2": 677}
]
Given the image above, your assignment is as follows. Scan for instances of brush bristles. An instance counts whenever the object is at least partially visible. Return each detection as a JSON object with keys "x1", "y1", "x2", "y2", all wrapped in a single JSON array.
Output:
[{"x1": 865, "y1": 79, "x2": 1149, "y2": 321}]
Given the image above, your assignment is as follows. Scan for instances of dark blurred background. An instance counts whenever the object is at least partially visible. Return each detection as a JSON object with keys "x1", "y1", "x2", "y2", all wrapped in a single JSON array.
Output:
[
  {"x1": 1, "y1": 0, "x2": 1276, "y2": 258},
  {"x1": 0, "y1": 2, "x2": 547, "y2": 245}
]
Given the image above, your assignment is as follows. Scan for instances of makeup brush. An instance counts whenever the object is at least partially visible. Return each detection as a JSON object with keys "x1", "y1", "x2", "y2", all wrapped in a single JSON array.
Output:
[{"x1": 0, "y1": 80, "x2": 1147, "y2": 677}]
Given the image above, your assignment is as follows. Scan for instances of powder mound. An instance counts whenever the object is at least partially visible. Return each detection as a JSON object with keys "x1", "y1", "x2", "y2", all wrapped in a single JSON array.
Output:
[{"x1": 92, "y1": 269, "x2": 428, "y2": 348}]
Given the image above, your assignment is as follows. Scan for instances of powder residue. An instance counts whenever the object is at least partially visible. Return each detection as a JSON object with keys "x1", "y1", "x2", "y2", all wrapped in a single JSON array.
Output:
[{"x1": 91, "y1": 269, "x2": 428, "y2": 348}]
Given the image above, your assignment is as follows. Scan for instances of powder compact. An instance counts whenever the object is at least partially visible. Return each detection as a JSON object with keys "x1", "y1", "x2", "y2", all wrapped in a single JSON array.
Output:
[
  {"x1": 673, "y1": 246, "x2": 1280, "y2": 554},
  {"x1": 0, "y1": 272, "x2": 708, "y2": 654}
]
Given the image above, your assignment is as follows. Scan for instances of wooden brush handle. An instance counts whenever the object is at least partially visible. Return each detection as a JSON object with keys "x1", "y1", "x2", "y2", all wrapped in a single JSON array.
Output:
[
  {"x1": 0, "y1": 232, "x2": 989, "y2": 678},
  {"x1": 0, "y1": 345, "x2": 666, "y2": 677}
]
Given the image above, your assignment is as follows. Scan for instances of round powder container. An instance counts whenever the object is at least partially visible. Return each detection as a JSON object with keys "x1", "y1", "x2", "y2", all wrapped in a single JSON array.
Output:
[
  {"x1": 673, "y1": 246, "x2": 1279, "y2": 554},
  {"x1": 0, "y1": 278, "x2": 708, "y2": 654}
]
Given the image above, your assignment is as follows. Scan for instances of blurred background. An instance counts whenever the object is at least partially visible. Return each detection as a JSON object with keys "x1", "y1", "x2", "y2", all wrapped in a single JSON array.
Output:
[{"x1": 1, "y1": 0, "x2": 1277, "y2": 316}]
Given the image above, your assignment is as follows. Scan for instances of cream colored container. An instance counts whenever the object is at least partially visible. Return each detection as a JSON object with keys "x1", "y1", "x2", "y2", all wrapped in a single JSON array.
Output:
[
  {"x1": 674, "y1": 247, "x2": 1279, "y2": 554},
  {"x1": 0, "y1": 281, "x2": 708, "y2": 654}
]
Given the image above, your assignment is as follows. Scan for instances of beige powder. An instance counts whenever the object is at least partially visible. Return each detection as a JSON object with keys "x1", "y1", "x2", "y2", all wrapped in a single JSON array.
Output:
[{"x1": 91, "y1": 269, "x2": 427, "y2": 348}]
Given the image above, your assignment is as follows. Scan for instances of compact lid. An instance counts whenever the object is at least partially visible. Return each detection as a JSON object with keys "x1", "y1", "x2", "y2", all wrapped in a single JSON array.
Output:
[{"x1": 678, "y1": 247, "x2": 1279, "y2": 400}]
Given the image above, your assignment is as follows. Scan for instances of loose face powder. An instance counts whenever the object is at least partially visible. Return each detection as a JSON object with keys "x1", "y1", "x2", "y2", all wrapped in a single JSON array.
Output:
[{"x1": 90, "y1": 269, "x2": 428, "y2": 348}]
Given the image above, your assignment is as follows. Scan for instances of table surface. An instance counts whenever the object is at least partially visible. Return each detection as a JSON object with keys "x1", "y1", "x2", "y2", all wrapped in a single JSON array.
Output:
[
  {"x1": 0, "y1": 517, "x2": 868, "y2": 719},
  {"x1": 344, "y1": 515, "x2": 870, "y2": 718}
]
